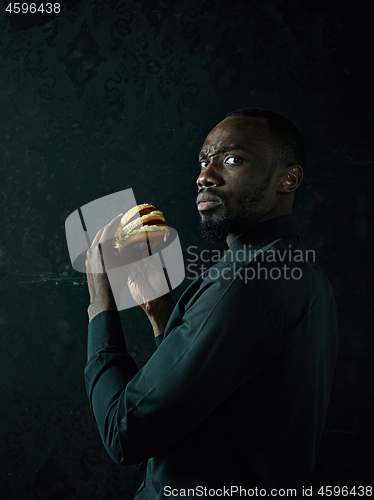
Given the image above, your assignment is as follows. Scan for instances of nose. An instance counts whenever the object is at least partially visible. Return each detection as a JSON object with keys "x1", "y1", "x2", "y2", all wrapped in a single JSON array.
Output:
[{"x1": 196, "y1": 158, "x2": 222, "y2": 189}]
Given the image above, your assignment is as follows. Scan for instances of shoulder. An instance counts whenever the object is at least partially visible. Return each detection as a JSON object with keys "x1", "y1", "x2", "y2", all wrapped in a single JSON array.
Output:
[
  {"x1": 218, "y1": 236, "x2": 336, "y2": 335},
  {"x1": 246, "y1": 237, "x2": 335, "y2": 336}
]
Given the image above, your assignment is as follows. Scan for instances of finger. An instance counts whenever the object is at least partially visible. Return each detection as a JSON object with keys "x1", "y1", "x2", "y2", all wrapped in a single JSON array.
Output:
[
  {"x1": 98, "y1": 242, "x2": 107, "y2": 273},
  {"x1": 89, "y1": 213, "x2": 123, "y2": 250},
  {"x1": 85, "y1": 257, "x2": 91, "y2": 272},
  {"x1": 85, "y1": 259, "x2": 94, "y2": 292},
  {"x1": 131, "y1": 254, "x2": 165, "y2": 287},
  {"x1": 120, "y1": 239, "x2": 150, "y2": 262},
  {"x1": 96, "y1": 214, "x2": 125, "y2": 271},
  {"x1": 99, "y1": 213, "x2": 124, "y2": 244},
  {"x1": 86, "y1": 257, "x2": 100, "y2": 279},
  {"x1": 86, "y1": 228, "x2": 105, "y2": 274},
  {"x1": 90, "y1": 227, "x2": 104, "y2": 250}
]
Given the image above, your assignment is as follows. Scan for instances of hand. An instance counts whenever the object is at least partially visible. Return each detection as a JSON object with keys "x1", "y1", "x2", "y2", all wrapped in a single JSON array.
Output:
[
  {"x1": 126, "y1": 244, "x2": 175, "y2": 336},
  {"x1": 85, "y1": 213, "x2": 175, "y2": 333},
  {"x1": 85, "y1": 213, "x2": 125, "y2": 322},
  {"x1": 126, "y1": 242, "x2": 169, "y2": 312}
]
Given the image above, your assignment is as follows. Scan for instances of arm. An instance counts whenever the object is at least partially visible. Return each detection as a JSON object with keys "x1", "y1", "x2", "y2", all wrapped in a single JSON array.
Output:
[{"x1": 85, "y1": 271, "x2": 279, "y2": 466}]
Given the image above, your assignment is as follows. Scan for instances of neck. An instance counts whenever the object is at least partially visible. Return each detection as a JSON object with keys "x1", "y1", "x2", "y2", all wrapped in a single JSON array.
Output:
[{"x1": 226, "y1": 207, "x2": 293, "y2": 248}]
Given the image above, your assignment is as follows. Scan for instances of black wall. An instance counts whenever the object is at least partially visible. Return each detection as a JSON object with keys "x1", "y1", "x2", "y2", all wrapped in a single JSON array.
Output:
[{"x1": 1, "y1": 1, "x2": 373, "y2": 498}]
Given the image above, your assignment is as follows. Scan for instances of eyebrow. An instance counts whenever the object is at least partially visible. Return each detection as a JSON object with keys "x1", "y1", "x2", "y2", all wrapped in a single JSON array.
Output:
[{"x1": 198, "y1": 145, "x2": 246, "y2": 160}]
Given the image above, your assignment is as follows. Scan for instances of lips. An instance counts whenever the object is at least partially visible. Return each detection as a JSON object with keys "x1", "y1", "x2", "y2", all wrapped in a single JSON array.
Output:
[
  {"x1": 197, "y1": 193, "x2": 222, "y2": 211},
  {"x1": 197, "y1": 201, "x2": 221, "y2": 211}
]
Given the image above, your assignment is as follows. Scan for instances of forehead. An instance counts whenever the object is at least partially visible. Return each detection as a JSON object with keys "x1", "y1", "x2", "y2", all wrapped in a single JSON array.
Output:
[{"x1": 201, "y1": 116, "x2": 270, "y2": 154}]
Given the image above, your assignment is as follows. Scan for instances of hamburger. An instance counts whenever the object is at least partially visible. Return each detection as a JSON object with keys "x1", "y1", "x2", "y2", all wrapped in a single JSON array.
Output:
[{"x1": 113, "y1": 204, "x2": 169, "y2": 253}]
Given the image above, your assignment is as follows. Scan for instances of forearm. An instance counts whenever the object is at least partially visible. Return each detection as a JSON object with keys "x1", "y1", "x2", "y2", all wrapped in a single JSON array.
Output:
[
  {"x1": 85, "y1": 311, "x2": 139, "y2": 463},
  {"x1": 85, "y1": 298, "x2": 173, "y2": 464}
]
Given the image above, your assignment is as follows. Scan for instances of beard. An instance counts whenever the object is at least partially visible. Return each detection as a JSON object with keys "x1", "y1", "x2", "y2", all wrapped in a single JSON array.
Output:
[{"x1": 198, "y1": 172, "x2": 272, "y2": 244}]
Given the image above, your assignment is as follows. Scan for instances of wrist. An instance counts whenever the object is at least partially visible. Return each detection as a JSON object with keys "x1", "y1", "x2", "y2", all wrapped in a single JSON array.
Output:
[
  {"x1": 144, "y1": 293, "x2": 175, "y2": 337},
  {"x1": 88, "y1": 300, "x2": 118, "y2": 323}
]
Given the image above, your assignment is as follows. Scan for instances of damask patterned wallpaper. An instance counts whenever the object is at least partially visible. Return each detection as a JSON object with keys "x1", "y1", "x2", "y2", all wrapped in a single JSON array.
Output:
[{"x1": 0, "y1": 1, "x2": 373, "y2": 498}]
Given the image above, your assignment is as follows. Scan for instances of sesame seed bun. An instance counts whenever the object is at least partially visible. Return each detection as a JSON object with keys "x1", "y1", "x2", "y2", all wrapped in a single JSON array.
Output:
[{"x1": 113, "y1": 204, "x2": 169, "y2": 252}]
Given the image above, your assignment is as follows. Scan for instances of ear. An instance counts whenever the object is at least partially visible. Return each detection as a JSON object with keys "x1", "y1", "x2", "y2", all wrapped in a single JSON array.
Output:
[{"x1": 278, "y1": 166, "x2": 303, "y2": 193}]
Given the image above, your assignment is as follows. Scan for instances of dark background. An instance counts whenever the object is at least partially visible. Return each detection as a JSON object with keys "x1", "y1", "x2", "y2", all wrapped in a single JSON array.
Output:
[{"x1": 0, "y1": 1, "x2": 373, "y2": 498}]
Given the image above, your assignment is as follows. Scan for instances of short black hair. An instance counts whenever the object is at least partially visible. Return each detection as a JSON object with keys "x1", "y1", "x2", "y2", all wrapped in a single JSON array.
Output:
[{"x1": 226, "y1": 108, "x2": 305, "y2": 170}]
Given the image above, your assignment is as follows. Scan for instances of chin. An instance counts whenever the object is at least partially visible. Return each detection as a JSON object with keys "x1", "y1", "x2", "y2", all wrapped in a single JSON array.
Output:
[{"x1": 198, "y1": 217, "x2": 230, "y2": 244}]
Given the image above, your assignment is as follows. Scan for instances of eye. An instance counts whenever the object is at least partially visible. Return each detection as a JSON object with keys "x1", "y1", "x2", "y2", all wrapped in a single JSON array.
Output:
[
  {"x1": 224, "y1": 155, "x2": 243, "y2": 165},
  {"x1": 199, "y1": 159, "x2": 210, "y2": 170}
]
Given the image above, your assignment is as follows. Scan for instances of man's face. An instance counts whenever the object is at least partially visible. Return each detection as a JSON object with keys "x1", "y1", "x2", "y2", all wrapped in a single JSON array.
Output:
[{"x1": 196, "y1": 116, "x2": 282, "y2": 245}]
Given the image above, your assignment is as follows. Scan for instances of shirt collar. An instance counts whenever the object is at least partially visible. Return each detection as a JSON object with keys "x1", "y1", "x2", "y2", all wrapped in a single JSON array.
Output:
[{"x1": 221, "y1": 215, "x2": 300, "y2": 264}]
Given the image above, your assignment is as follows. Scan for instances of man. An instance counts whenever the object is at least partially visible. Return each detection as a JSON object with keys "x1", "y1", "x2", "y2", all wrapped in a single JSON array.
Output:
[{"x1": 85, "y1": 108, "x2": 338, "y2": 499}]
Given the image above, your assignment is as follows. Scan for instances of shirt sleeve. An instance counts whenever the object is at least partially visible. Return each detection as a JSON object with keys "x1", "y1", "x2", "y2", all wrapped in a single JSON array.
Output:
[{"x1": 84, "y1": 271, "x2": 280, "y2": 466}]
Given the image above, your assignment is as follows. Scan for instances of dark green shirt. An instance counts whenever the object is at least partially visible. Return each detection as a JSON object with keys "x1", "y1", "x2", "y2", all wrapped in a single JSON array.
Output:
[{"x1": 85, "y1": 215, "x2": 338, "y2": 499}]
